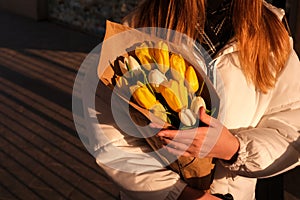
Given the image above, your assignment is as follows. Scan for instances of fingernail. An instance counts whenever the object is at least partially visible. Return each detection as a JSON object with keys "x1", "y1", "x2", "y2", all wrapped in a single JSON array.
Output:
[{"x1": 157, "y1": 132, "x2": 164, "y2": 136}]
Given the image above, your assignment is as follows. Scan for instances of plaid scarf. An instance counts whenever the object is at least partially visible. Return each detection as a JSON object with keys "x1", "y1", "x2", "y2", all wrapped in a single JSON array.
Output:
[
  {"x1": 201, "y1": 0, "x2": 234, "y2": 59},
  {"x1": 195, "y1": 0, "x2": 234, "y2": 84}
]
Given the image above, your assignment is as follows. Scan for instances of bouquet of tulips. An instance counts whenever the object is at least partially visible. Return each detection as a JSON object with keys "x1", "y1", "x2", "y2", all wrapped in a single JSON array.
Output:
[
  {"x1": 98, "y1": 21, "x2": 219, "y2": 190},
  {"x1": 113, "y1": 40, "x2": 211, "y2": 129}
]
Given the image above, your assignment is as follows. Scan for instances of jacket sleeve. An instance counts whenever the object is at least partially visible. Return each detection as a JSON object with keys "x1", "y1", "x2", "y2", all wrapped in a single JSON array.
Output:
[
  {"x1": 93, "y1": 82, "x2": 186, "y2": 200},
  {"x1": 227, "y1": 108, "x2": 300, "y2": 178},
  {"x1": 223, "y1": 48, "x2": 300, "y2": 178}
]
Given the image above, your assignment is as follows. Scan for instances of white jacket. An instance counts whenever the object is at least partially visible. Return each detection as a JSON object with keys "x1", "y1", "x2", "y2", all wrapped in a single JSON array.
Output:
[
  {"x1": 91, "y1": 4, "x2": 300, "y2": 200},
  {"x1": 210, "y1": 38, "x2": 300, "y2": 200},
  {"x1": 209, "y1": 4, "x2": 300, "y2": 199}
]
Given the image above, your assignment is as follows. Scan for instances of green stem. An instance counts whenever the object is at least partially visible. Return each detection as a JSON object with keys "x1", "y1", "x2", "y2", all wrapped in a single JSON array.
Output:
[{"x1": 199, "y1": 81, "x2": 205, "y2": 96}]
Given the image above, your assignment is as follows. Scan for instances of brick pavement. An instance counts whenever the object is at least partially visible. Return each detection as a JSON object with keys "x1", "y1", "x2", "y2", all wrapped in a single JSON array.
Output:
[{"x1": 0, "y1": 11, "x2": 119, "y2": 200}]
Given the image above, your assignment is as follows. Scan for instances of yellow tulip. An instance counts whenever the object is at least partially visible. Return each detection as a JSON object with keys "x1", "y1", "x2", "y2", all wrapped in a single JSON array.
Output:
[
  {"x1": 135, "y1": 42, "x2": 153, "y2": 71},
  {"x1": 185, "y1": 66, "x2": 199, "y2": 94},
  {"x1": 170, "y1": 54, "x2": 186, "y2": 81},
  {"x1": 160, "y1": 79, "x2": 188, "y2": 112},
  {"x1": 151, "y1": 103, "x2": 168, "y2": 122},
  {"x1": 130, "y1": 82, "x2": 157, "y2": 110},
  {"x1": 153, "y1": 41, "x2": 170, "y2": 74}
]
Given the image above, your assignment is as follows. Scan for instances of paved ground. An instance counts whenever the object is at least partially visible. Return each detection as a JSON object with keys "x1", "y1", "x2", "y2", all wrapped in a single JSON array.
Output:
[
  {"x1": 0, "y1": 11, "x2": 119, "y2": 200},
  {"x1": 0, "y1": 10, "x2": 299, "y2": 200}
]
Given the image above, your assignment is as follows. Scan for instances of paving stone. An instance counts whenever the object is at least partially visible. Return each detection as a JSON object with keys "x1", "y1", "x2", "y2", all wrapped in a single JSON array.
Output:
[
  {"x1": 67, "y1": 178, "x2": 118, "y2": 200},
  {"x1": 0, "y1": 10, "x2": 120, "y2": 200}
]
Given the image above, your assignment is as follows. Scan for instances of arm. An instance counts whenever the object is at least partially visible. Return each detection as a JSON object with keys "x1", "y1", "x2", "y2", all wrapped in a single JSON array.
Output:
[
  {"x1": 225, "y1": 108, "x2": 300, "y2": 178},
  {"x1": 222, "y1": 48, "x2": 300, "y2": 178},
  {"x1": 93, "y1": 82, "x2": 188, "y2": 200}
]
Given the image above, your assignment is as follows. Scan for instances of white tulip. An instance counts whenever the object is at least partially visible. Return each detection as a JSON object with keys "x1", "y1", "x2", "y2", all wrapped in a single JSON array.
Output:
[
  {"x1": 128, "y1": 55, "x2": 141, "y2": 70},
  {"x1": 129, "y1": 55, "x2": 143, "y2": 77},
  {"x1": 179, "y1": 108, "x2": 197, "y2": 127},
  {"x1": 119, "y1": 56, "x2": 142, "y2": 77},
  {"x1": 190, "y1": 96, "x2": 206, "y2": 115},
  {"x1": 148, "y1": 69, "x2": 167, "y2": 88}
]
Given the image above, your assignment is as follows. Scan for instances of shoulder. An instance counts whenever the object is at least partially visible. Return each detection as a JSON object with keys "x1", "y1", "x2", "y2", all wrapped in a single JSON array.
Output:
[{"x1": 263, "y1": 1, "x2": 286, "y2": 20}]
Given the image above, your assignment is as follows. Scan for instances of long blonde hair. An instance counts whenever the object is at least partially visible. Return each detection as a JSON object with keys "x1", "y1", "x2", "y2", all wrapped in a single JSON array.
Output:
[
  {"x1": 123, "y1": 0, "x2": 205, "y2": 40},
  {"x1": 233, "y1": 0, "x2": 290, "y2": 93},
  {"x1": 124, "y1": 0, "x2": 291, "y2": 93}
]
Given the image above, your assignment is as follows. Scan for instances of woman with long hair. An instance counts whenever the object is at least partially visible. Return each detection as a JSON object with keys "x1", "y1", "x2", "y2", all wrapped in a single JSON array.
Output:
[{"x1": 96, "y1": 0, "x2": 300, "y2": 199}]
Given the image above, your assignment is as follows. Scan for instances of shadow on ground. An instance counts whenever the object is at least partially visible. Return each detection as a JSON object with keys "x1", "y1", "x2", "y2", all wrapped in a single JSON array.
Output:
[{"x1": 0, "y1": 11, "x2": 119, "y2": 200}]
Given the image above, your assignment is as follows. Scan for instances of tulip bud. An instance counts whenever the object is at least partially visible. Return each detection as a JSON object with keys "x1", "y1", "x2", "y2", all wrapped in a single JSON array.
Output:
[
  {"x1": 170, "y1": 54, "x2": 186, "y2": 81},
  {"x1": 115, "y1": 76, "x2": 128, "y2": 88},
  {"x1": 118, "y1": 57, "x2": 129, "y2": 77},
  {"x1": 179, "y1": 108, "x2": 197, "y2": 126},
  {"x1": 153, "y1": 41, "x2": 170, "y2": 74},
  {"x1": 185, "y1": 66, "x2": 199, "y2": 94},
  {"x1": 148, "y1": 69, "x2": 167, "y2": 92},
  {"x1": 121, "y1": 56, "x2": 142, "y2": 78},
  {"x1": 150, "y1": 103, "x2": 168, "y2": 122},
  {"x1": 128, "y1": 56, "x2": 141, "y2": 71},
  {"x1": 135, "y1": 42, "x2": 153, "y2": 71},
  {"x1": 160, "y1": 79, "x2": 188, "y2": 112},
  {"x1": 130, "y1": 81, "x2": 157, "y2": 110},
  {"x1": 190, "y1": 96, "x2": 206, "y2": 115}
]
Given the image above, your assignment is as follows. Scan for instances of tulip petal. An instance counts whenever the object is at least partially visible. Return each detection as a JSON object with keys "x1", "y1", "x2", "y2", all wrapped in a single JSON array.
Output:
[
  {"x1": 185, "y1": 66, "x2": 199, "y2": 94},
  {"x1": 190, "y1": 96, "x2": 206, "y2": 114},
  {"x1": 170, "y1": 54, "x2": 186, "y2": 81},
  {"x1": 179, "y1": 108, "x2": 197, "y2": 126}
]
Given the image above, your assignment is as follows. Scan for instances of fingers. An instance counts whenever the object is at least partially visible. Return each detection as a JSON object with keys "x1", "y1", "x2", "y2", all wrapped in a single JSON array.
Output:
[
  {"x1": 161, "y1": 138, "x2": 199, "y2": 157},
  {"x1": 157, "y1": 127, "x2": 209, "y2": 141},
  {"x1": 199, "y1": 106, "x2": 211, "y2": 125},
  {"x1": 199, "y1": 107, "x2": 218, "y2": 127},
  {"x1": 161, "y1": 138, "x2": 193, "y2": 156},
  {"x1": 162, "y1": 138, "x2": 189, "y2": 151},
  {"x1": 160, "y1": 132, "x2": 203, "y2": 158},
  {"x1": 162, "y1": 145, "x2": 192, "y2": 157},
  {"x1": 157, "y1": 129, "x2": 192, "y2": 139}
]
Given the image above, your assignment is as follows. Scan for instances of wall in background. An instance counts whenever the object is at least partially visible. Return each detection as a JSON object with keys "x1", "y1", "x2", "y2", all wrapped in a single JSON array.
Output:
[
  {"x1": 286, "y1": 0, "x2": 300, "y2": 56},
  {"x1": 48, "y1": 0, "x2": 300, "y2": 55},
  {"x1": 48, "y1": 0, "x2": 138, "y2": 36},
  {"x1": 0, "y1": 0, "x2": 48, "y2": 20},
  {"x1": 1, "y1": 0, "x2": 298, "y2": 53},
  {"x1": 267, "y1": 0, "x2": 300, "y2": 55}
]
